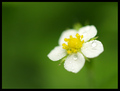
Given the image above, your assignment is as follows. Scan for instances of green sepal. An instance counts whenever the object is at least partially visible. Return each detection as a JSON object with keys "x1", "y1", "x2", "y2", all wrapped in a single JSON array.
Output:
[
  {"x1": 58, "y1": 55, "x2": 68, "y2": 66},
  {"x1": 84, "y1": 56, "x2": 90, "y2": 62},
  {"x1": 80, "y1": 51, "x2": 90, "y2": 62},
  {"x1": 73, "y1": 22, "x2": 82, "y2": 31},
  {"x1": 87, "y1": 36, "x2": 99, "y2": 42}
]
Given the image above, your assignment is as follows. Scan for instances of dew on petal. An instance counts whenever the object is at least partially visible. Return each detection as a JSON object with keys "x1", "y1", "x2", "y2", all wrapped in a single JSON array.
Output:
[
  {"x1": 92, "y1": 42, "x2": 97, "y2": 47},
  {"x1": 73, "y1": 54, "x2": 78, "y2": 60}
]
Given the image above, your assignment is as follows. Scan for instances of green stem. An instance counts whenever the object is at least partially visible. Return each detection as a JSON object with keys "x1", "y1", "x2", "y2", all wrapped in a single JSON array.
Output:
[{"x1": 85, "y1": 60, "x2": 95, "y2": 88}]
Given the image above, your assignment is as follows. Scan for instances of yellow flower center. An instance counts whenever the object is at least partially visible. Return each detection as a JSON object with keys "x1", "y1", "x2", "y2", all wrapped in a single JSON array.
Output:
[{"x1": 62, "y1": 33, "x2": 84, "y2": 54}]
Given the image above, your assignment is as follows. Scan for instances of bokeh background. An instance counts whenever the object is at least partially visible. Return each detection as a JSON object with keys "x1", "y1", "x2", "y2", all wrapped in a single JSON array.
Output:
[{"x1": 2, "y1": 2, "x2": 118, "y2": 89}]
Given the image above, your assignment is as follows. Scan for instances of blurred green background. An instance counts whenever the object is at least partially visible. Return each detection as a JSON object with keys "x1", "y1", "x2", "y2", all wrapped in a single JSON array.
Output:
[{"x1": 2, "y1": 2, "x2": 118, "y2": 89}]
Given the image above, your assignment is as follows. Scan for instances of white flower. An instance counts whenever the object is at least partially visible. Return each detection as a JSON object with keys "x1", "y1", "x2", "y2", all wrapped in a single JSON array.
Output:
[{"x1": 47, "y1": 25, "x2": 104, "y2": 73}]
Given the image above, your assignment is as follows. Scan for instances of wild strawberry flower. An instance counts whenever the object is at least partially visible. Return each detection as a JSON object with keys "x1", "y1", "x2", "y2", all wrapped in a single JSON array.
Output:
[{"x1": 47, "y1": 25, "x2": 104, "y2": 73}]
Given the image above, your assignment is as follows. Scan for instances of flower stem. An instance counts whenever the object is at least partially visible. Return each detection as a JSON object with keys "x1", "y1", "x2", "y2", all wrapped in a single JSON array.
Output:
[{"x1": 85, "y1": 60, "x2": 95, "y2": 88}]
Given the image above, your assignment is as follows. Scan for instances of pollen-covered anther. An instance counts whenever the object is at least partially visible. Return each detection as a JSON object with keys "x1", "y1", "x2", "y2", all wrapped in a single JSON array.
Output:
[
  {"x1": 72, "y1": 49, "x2": 77, "y2": 53},
  {"x1": 80, "y1": 35, "x2": 83, "y2": 39},
  {"x1": 67, "y1": 50, "x2": 72, "y2": 54},
  {"x1": 82, "y1": 40, "x2": 84, "y2": 43},
  {"x1": 62, "y1": 43, "x2": 68, "y2": 49},
  {"x1": 76, "y1": 33, "x2": 80, "y2": 39},
  {"x1": 62, "y1": 33, "x2": 84, "y2": 54},
  {"x1": 64, "y1": 38, "x2": 69, "y2": 42}
]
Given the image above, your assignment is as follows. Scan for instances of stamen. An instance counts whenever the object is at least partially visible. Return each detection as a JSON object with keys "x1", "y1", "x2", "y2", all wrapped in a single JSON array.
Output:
[
  {"x1": 62, "y1": 43, "x2": 68, "y2": 49},
  {"x1": 62, "y1": 43, "x2": 66, "y2": 46},
  {"x1": 81, "y1": 35, "x2": 83, "y2": 39},
  {"x1": 76, "y1": 33, "x2": 80, "y2": 38},
  {"x1": 67, "y1": 50, "x2": 72, "y2": 54},
  {"x1": 64, "y1": 38, "x2": 68, "y2": 42},
  {"x1": 82, "y1": 40, "x2": 84, "y2": 43},
  {"x1": 62, "y1": 33, "x2": 84, "y2": 54}
]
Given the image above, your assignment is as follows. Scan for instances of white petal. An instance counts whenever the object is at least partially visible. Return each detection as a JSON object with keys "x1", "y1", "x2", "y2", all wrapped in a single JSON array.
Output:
[
  {"x1": 59, "y1": 29, "x2": 77, "y2": 45},
  {"x1": 81, "y1": 40, "x2": 104, "y2": 58},
  {"x1": 47, "y1": 46, "x2": 67, "y2": 61},
  {"x1": 78, "y1": 25, "x2": 97, "y2": 42},
  {"x1": 64, "y1": 52, "x2": 85, "y2": 73}
]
